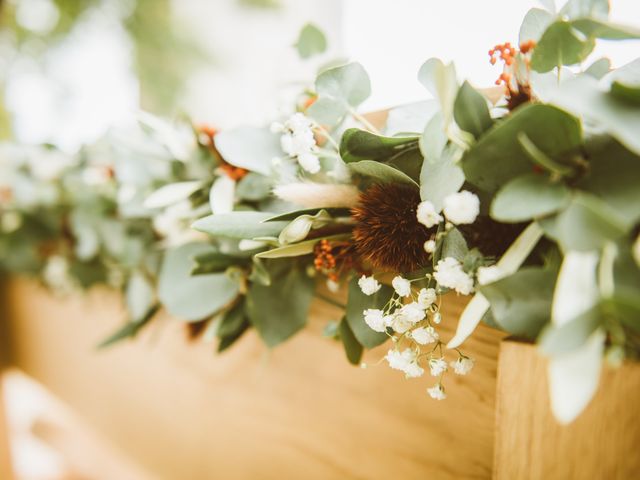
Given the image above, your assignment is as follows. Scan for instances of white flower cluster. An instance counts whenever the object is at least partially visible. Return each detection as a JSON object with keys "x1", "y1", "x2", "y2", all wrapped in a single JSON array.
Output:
[
  {"x1": 416, "y1": 190, "x2": 480, "y2": 257},
  {"x1": 271, "y1": 113, "x2": 321, "y2": 174},
  {"x1": 358, "y1": 274, "x2": 474, "y2": 401},
  {"x1": 433, "y1": 257, "x2": 475, "y2": 295}
]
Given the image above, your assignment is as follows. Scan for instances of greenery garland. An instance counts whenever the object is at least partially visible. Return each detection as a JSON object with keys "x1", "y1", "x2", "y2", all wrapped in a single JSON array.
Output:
[{"x1": 1, "y1": 0, "x2": 640, "y2": 423}]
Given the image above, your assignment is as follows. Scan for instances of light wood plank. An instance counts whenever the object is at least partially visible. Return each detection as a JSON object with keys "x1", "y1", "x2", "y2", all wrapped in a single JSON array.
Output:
[
  {"x1": 493, "y1": 339, "x2": 640, "y2": 480},
  {"x1": 0, "y1": 374, "x2": 14, "y2": 480},
  {"x1": 4, "y1": 277, "x2": 504, "y2": 479}
]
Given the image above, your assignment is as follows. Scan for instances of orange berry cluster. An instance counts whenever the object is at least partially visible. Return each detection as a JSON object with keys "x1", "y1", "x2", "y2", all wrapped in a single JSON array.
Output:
[
  {"x1": 314, "y1": 239, "x2": 339, "y2": 281},
  {"x1": 488, "y1": 42, "x2": 516, "y2": 66}
]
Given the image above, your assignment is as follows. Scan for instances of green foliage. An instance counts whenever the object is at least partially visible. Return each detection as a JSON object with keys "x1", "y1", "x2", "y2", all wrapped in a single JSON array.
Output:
[
  {"x1": 308, "y1": 62, "x2": 371, "y2": 125},
  {"x1": 158, "y1": 243, "x2": 239, "y2": 321},
  {"x1": 348, "y1": 160, "x2": 418, "y2": 187},
  {"x1": 294, "y1": 23, "x2": 327, "y2": 59},
  {"x1": 491, "y1": 174, "x2": 571, "y2": 222},
  {"x1": 214, "y1": 127, "x2": 281, "y2": 175},
  {"x1": 461, "y1": 104, "x2": 582, "y2": 193},
  {"x1": 453, "y1": 81, "x2": 493, "y2": 138},
  {"x1": 246, "y1": 261, "x2": 315, "y2": 347},
  {"x1": 192, "y1": 212, "x2": 288, "y2": 239},
  {"x1": 480, "y1": 267, "x2": 557, "y2": 339},
  {"x1": 339, "y1": 317, "x2": 364, "y2": 365}
]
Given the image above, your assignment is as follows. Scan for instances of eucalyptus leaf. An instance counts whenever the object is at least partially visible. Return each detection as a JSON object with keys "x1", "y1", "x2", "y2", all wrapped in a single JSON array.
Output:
[
  {"x1": 420, "y1": 146, "x2": 464, "y2": 212},
  {"x1": 97, "y1": 305, "x2": 159, "y2": 349},
  {"x1": 584, "y1": 57, "x2": 611, "y2": 79},
  {"x1": 531, "y1": 21, "x2": 596, "y2": 73},
  {"x1": 539, "y1": 305, "x2": 601, "y2": 354},
  {"x1": 265, "y1": 207, "x2": 350, "y2": 222},
  {"x1": 236, "y1": 172, "x2": 273, "y2": 201},
  {"x1": 417, "y1": 58, "x2": 458, "y2": 122},
  {"x1": 480, "y1": 267, "x2": 556, "y2": 338},
  {"x1": 339, "y1": 317, "x2": 364, "y2": 365},
  {"x1": 214, "y1": 127, "x2": 280, "y2": 176},
  {"x1": 419, "y1": 111, "x2": 447, "y2": 164},
  {"x1": 158, "y1": 243, "x2": 239, "y2": 321},
  {"x1": 491, "y1": 173, "x2": 571, "y2": 222},
  {"x1": 309, "y1": 62, "x2": 371, "y2": 125},
  {"x1": 294, "y1": 23, "x2": 327, "y2": 59},
  {"x1": 555, "y1": 193, "x2": 627, "y2": 252},
  {"x1": 548, "y1": 76, "x2": 640, "y2": 155},
  {"x1": 339, "y1": 128, "x2": 419, "y2": 164},
  {"x1": 348, "y1": 160, "x2": 419, "y2": 187},
  {"x1": 519, "y1": 7, "x2": 554, "y2": 43},
  {"x1": 439, "y1": 227, "x2": 468, "y2": 262},
  {"x1": 461, "y1": 104, "x2": 582, "y2": 193},
  {"x1": 192, "y1": 212, "x2": 288, "y2": 239},
  {"x1": 126, "y1": 271, "x2": 155, "y2": 320},
  {"x1": 256, "y1": 234, "x2": 350, "y2": 259},
  {"x1": 246, "y1": 262, "x2": 315, "y2": 347},
  {"x1": 345, "y1": 277, "x2": 392, "y2": 349},
  {"x1": 144, "y1": 181, "x2": 201, "y2": 209},
  {"x1": 453, "y1": 81, "x2": 493, "y2": 138}
]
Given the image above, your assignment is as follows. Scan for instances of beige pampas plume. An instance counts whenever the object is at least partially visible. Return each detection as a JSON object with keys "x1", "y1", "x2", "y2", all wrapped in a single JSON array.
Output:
[{"x1": 273, "y1": 182, "x2": 361, "y2": 208}]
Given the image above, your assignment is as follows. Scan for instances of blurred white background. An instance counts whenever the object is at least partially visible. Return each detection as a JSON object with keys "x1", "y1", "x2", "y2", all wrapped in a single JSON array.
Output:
[{"x1": 3, "y1": 0, "x2": 640, "y2": 149}]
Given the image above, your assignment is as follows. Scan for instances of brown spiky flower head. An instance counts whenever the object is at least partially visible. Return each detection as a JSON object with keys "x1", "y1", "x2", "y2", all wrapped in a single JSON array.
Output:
[{"x1": 351, "y1": 183, "x2": 434, "y2": 272}]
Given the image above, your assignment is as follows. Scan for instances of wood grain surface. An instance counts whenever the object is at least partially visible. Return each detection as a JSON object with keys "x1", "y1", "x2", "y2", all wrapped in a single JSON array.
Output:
[
  {"x1": 494, "y1": 339, "x2": 640, "y2": 480},
  {"x1": 3, "y1": 278, "x2": 505, "y2": 480},
  {"x1": 0, "y1": 376, "x2": 14, "y2": 480}
]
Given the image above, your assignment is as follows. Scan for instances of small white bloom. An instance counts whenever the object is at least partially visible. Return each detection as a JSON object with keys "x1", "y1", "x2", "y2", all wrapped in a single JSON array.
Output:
[
  {"x1": 326, "y1": 279, "x2": 340, "y2": 293},
  {"x1": 432, "y1": 312, "x2": 442, "y2": 324},
  {"x1": 385, "y1": 349, "x2": 424, "y2": 378},
  {"x1": 391, "y1": 314, "x2": 414, "y2": 333},
  {"x1": 424, "y1": 239, "x2": 436, "y2": 254},
  {"x1": 404, "y1": 362, "x2": 425, "y2": 378},
  {"x1": 284, "y1": 112, "x2": 315, "y2": 134},
  {"x1": 417, "y1": 288, "x2": 437, "y2": 308},
  {"x1": 364, "y1": 309, "x2": 387, "y2": 332},
  {"x1": 427, "y1": 383, "x2": 447, "y2": 400},
  {"x1": 411, "y1": 326, "x2": 439, "y2": 345},
  {"x1": 477, "y1": 265, "x2": 503, "y2": 285},
  {"x1": 392, "y1": 276, "x2": 412, "y2": 297},
  {"x1": 434, "y1": 257, "x2": 474, "y2": 295},
  {"x1": 398, "y1": 302, "x2": 426, "y2": 323},
  {"x1": 443, "y1": 190, "x2": 480, "y2": 225},
  {"x1": 429, "y1": 357, "x2": 448, "y2": 377},
  {"x1": 451, "y1": 357, "x2": 474, "y2": 375},
  {"x1": 297, "y1": 152, "x2": 321, "y2": 174},
  {"x1": 358, "y1": 275, "x2": 381, "y2": 296},
  {"x1": 416, "y1": 200, "x2": 443, "y2": 228}
]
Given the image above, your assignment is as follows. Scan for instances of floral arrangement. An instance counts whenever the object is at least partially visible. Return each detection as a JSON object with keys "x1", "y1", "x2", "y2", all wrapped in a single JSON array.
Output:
[{"x1": 1, "y1": 0, "x2": 639, "y2": 423}]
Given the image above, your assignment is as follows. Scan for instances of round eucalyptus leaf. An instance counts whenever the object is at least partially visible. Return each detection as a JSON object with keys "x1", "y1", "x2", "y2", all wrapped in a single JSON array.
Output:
[{"x1": 158, "y1": 243, "x2": 239, "y2": 321}]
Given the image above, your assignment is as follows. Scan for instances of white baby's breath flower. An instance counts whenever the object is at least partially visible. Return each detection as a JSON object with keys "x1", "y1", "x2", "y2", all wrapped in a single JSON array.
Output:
[
  {"x1": 392, "y1": 276, "x2": 412, "y2": 297},
  {"x1": 411, "y1": 326, "x2": 439, "y2": 345},
  {"x1": 358, "y1": 275, "x2": 381, "y2": 296},
  {"x1": 424, "y1": 239, "x2": 436, "y2": 254},
  {"x1": 364, "y1": 309, "x2": 387, "y2": 332},
  {"x1": 416, "y1": 200, "x2": 443, "y2": 228},
  {"x1": 397, "y1": 302, "x2": 426, "y2": 323},
  {"x1": 417, "y1": 288, "x2": 437, "y2": 308},
  {"x1": 390, "y1": 313, "x2": 413, "y2": 333},
  {"x1": 385, "y1": 349, "x2": 424, "y2": 378},
  {"x1": 429, "y1": 357, "x2": 448, "y2": 377},
  {"x1": 432, "y1": 312, "x2": 442, "y2": 324},
  {"x1": 451, "y1": 357, "x2": 474, "y2": 375},
  {"x1": 404, "y1": 362, "x2": 425, "y2": 378},
  {"x1": 427, "y1": 383, "x2": 447, "y2": 400},
  {"x1": 434, "y1": 257, "x2": 474, "y2": 295},
  {"x1": 477, "y1": 265, "x2": 503, "y2": 285},
  {"x1": 297, "y1": 152, "x2": 321, "y2": 174},
  {"x1": 443, "y1": 190, "x2": 480, "y2": 225}
]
